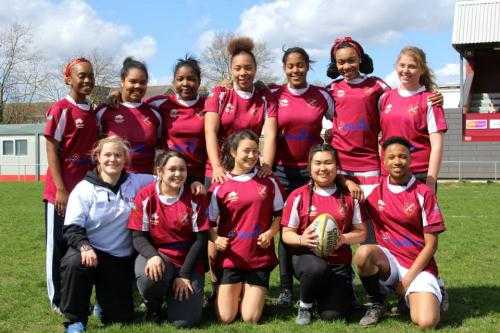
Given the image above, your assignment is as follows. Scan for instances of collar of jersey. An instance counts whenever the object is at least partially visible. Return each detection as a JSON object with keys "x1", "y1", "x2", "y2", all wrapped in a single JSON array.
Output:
[
  {"x1": 287, "y1": 83, "x2": 310, "y2": 96},
  {"x1": 398, "y1": 85, "x2": 426, "y2": 97},
  {"x1": 386, "y1": 175, "x2": 416, "y2": 193},
  {"x1": 314, "y1": 185, "x2": 337, "y2": 196},
  {"x1": 233, "y1": 83, "x2": 254, "y2": 99},
  {"x1": 229, "y1": 168, "x2": 258, "y2": 182},
  {"x1": 121, "y1": 101, "x2": 143, "y2": 108},
  {"x1": 175, "y1": 93, "x2": 200, "y2": 107},
  {"x1": 346, "y1": 73, "x2": 367, "y2": 85},
  {"x1": 65, "y1": 95, "x2": 91, "y2": 111},
  {"x1": 156, "y1": 182, "x2": 184, "y2": 205}
]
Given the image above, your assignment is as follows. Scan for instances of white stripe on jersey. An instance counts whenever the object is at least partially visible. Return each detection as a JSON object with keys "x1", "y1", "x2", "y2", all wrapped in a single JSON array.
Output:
[
  {"x1": 141, "y1": 197, "x2": 150, "y2": 231},
  {"x1": 318, "y1": 88, "x2": 334, "y2": 120},
  {"x1": 352, "y1": 199, "x2": 362, "y2": 225},
  {"x1": 54, "y1": 108, "x2": 68, "y2": 142},
  {"x1": 286, "y1": 195, "x2": 302, "y2": 228},
  {"x1": 150, "y1": 108, "x2": 163, "y2": 139},
  {"x1": 218, "y1": 92, "x2": 226, "y2": 114},
  {"x1": 262, "y1": 95, "x2": 269, "y2": 118},
  {"x1": 417, "y1": 193, "x2": 428, "y2": 227},
  {"x1": 426, "y1": 102, "x2": 438, "y2": 134},
  {"x1": 148, "y1": 98, "x2": 168, "y2": 109},
  {"x1": 45, "y1": 202, "x2": 55, "y2": 303},
  {"x1": 269, "y1": 177, "x2": 284, "y2": 211},
  {"x1": 190, "y1": 200, "x2": 199, "y2": 232},
  {"x1": 208, "y1": 185, "x2": 221, "y2": 223},
  {"x1": 96, "y1": 106, "x2": 108, "y2": 132}
]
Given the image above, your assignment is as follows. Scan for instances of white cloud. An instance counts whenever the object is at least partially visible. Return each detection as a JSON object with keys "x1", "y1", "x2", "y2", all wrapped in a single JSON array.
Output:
[
  {"x1": 435, "y1": 63, "x2": 460, "y2": 85},
  {"x1": 196, "y1": 30, "x2": 216, "y2": 52},
  {"x1": 0, "y1": 0, "x2": 157, "y2": 65},
  {"x1": 383, "y1": 70, "x2": 400, "y2": 88}
]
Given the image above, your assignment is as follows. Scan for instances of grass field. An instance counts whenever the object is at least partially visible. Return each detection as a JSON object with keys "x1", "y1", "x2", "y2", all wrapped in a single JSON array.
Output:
[{"x1": 0, "y1": 182, "x2": 499, "y2": 333}]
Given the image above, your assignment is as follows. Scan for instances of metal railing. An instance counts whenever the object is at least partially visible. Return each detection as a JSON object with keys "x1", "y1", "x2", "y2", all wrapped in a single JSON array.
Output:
[
  {"x1": 440, "y1": 161, "x2": 500, "y2": 180},
  {"x1": 0, "y1": 161, "x2": 499, "y2": 181}
]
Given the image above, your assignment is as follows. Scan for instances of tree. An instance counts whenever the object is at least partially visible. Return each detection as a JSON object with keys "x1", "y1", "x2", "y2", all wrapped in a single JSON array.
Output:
[
  {"x1": 0, "y1": 23, "x2": 45, "y2": 123},
  {"x1": 200, "y1": 31, "x2": 278, "y2": 88}
]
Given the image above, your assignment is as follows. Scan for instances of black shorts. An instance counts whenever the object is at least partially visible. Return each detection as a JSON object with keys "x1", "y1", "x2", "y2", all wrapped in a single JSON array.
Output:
[{"x1": 220, "y1": 268, "x2": 271, "y2": 289}]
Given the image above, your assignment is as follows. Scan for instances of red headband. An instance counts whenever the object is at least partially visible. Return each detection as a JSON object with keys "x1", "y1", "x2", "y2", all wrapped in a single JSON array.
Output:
[
  {"x1": 63, "y1": 57, "x2": 91, "y2": 78},
  {"x1": 331, "y1": 36, "x2": 364, "y2": 59}
]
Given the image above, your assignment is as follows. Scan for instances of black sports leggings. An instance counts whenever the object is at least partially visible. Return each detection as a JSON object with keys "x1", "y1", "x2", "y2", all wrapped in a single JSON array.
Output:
[{"x1": 292, "y1": 253, "x2": 355, "y2": 316}]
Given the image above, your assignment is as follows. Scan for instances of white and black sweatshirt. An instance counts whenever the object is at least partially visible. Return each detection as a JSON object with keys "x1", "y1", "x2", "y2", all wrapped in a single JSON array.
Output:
[{"x1": 63, "y1": 170, "x2": 154, "y2": 257}]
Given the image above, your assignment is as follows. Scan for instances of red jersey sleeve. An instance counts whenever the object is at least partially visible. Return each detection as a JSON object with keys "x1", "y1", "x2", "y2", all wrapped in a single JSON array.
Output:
[
  {"x1": 128, "y1": 188, "x2": 150, "y2": 231},
  {"x1": 204, "y1": 86, "x2": 226, "y2": 114},
  {"x1": 418, "y1": 188, "x2": 446, "y2": 234},
  {"x1": 281, "y1": 190, "x2": 303, "y2": 229},
  {"x1": 426, "y1": 103, "x2": 448, "y2": 134},
  {"x1": 44, "y1": 102, "x2": 67, "y2": 142},
  {"x1": 262, "y1": 89, "x2": 278, "y2": 118}
]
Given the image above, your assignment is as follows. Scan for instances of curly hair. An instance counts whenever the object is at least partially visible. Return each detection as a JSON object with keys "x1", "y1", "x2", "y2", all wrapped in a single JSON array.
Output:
[{"x1": 227, "y1": 36, "x2": 256, "y2": 65}]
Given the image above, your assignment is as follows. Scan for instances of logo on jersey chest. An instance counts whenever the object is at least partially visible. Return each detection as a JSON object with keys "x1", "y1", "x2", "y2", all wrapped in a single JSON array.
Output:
[
  {"x1": 75, "y1": 118, "x2": 84, "y2": 129},
  {"x1": 224, "y1": 103, "x2": 234, "y2": 113},
  {"x1": 178, "y1": 212, "x2": 190, "y2": 225},
  {"x1": 337, "y1": 203, "x2": 347, "y2": 219},
  {"x1": 403, "y1": 202, "x2": 417, "y2": 217},
  {"x1": 257, "y1": 185, "x2": 268, "y2": 199},
  {"x1": 377, "y1": 199, "x2": 386, "y2": 211},
  {"x1": 114, "y1": 114, "x2": 125, "y2": 124},
  {"x1": 306, "y1": 97, "x2": 319, "y2": 107},
  {"x1": 336, "y1": 90, "x2": 346, "y2": 98},
  {"x1": 384, "y1": 104, "x2": 392, "y2": 114},
  {"x1": 226, "y1": 191, "x2": 239, "y2": 203},
  {"x1": 143, "y1": 116, "x2": 152, "y2": 126},
  {"x1": 248, "y1": 106, "x2": 258, "y2": 116},
  {"x1": 149, "y1": 213, "x2": 160, "y2": 226},
  {"x1": 279, "y1": 98, "x2": 289, "y2": 107},
  {"x1": 309, "y1": 205, "x2": 318, "y2": 218},
  {"x1": 407, "y1": 104, "x2": 418, "y2": 115},
  {"x1": 170, "y1": 109, "x2": 178, "y2": 118}
]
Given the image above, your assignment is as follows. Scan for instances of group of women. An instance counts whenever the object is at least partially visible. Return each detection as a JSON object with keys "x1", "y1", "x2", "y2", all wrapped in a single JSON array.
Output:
[{"x1": 43, "y1": 35, "x2": 448, "y2": 332}]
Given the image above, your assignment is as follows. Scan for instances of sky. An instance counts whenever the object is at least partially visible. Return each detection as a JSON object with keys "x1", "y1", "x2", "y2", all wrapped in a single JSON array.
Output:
[{"x1": 0, "y1": 0, "x2": 461, "y2": 87}]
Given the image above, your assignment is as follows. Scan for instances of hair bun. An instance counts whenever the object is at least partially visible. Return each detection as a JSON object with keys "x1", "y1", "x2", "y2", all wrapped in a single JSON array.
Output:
[{"x1": 227, "y1": 37, "x2": 255, "y2": 56}]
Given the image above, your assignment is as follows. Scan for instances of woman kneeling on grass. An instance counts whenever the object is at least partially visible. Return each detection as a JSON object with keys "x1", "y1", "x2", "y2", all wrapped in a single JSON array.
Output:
[
  {"x1": 281, "y1": 144, "x2": 367, "y2": 325},
  {"x1": 128, "y1": 151, "x2": 209, "y2": 328},
  {"x1": 354, "y1": 136, "x2": 446, "y2": 329},
  {"x1": 208, "y1": 129, "x2": 284, "y2": 324},
  {"x1": 60, "y1": 137, "x2": 155, "y2": 333}
]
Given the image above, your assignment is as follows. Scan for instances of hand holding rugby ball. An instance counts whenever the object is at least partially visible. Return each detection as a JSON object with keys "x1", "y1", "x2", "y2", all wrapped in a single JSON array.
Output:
[{"x1": 311, "y1": 213, "x2": 340, "y2": 257}]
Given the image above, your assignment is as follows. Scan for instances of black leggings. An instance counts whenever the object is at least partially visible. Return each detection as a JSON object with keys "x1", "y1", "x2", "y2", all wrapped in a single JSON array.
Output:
[{"x1": 292, "y1": 254, "x2": 355, "y2": 317}]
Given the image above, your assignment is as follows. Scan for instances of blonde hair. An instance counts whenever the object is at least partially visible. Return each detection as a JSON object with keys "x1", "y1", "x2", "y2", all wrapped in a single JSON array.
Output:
[
  {"x1": 92, "y1": 136, "x2": 130, "y2": 169},
  {"x1": 397, "y1": 46, "x2": 437, "y2": 92}
]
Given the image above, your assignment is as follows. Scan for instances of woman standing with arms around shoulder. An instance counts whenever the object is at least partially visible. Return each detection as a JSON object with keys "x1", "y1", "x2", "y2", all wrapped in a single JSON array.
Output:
[
  {"x1": 209, "y1": 130, "x2": 283, "y2": 324},
  {"x1": 97, "y1": 57, "x2": 161, "y2": 174},
  {"x1": 272, "y1": 47, "x2": 334, "y2": 306},
  {"x1": 281, "y1": 144, "x2": 366, "y2": 325},
  {"x1": 60, "y1": 137, "x2": 155, "y2": 333},
  {"x1": 204, "y1": 37, "x2": 278, "y2": 183},
  {"x1": 146, "y1": 57, "x2": 207, "y2": 184},
  {"x1": 128, "y1": 151, "x2": 209, "y2": 328},
  {"x1": 43, "y1": 57, "x2": 97, "y2": 312},
  {"x1": 378, "y1": 47, "x2": 447, "y2": 192}
]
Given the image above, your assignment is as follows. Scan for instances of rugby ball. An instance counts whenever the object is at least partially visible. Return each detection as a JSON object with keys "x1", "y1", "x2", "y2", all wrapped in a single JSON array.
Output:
[{"x1": 311, "y1": 213, "x2": 340, "y2": 257}]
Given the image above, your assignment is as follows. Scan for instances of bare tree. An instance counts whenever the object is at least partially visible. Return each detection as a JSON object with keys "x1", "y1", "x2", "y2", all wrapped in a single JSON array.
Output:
[
  {"x1": 200, "y1": 31, "x2": 278, "y2": 88},
  {"x1": 0, "y1": 23, "x2": 46, "y2": 123}
]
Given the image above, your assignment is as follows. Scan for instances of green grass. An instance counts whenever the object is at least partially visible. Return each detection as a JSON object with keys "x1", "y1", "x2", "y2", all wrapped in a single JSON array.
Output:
[{"x1": 0, "y1": 182, "x2": 499, "y2": 332}]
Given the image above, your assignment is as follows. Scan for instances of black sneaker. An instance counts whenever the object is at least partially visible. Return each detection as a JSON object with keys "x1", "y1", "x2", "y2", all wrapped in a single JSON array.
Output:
[
  {"x1": 295, "y1": 306, "x2": 312, "y2": 325},
  {"x1": 277, "y1": 289, "x2": 293, "y2": 307},
  {"x1": 439, "y1": 279, "x2": 449, "y2": 313},
  {"x1": 390, "y1": 297, "x2": 409, "y2": 316},
  {"x1": 144, "y1": 302, "x2": 162, "y2": 323},
  {"x1": 359, "y1": 303, "x2": 385, "y2": 326}
]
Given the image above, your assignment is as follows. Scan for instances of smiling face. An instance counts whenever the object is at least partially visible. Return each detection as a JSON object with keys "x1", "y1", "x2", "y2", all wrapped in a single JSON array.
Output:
[
  {"x1": 231, "y1": 138, "x2": 259, "y2": 173},
  {"x1": 66, "y1": 62, "x2": 95, "y2": 101},
  {"x1": 174, "y1": 65, "x2": 200, "y2": 101},
  {"x1": 310, "y1": 151, "x2": 337, "y2": 188},
  {"x1": 121, "y1": 67, "x2": 148, "y2": 103},
  {"x1": 284, "y1": 52, "x2": 308, "y2": 89},
  {"x1": 384, "y1": 143, "x2": 411, "y2": 183},
  {"x1": 396, "y1": 53, "x2": 423, "y2": 91},
  {"x1": 157, "y1": 156, "x2": 187, "y2": 193},
  {"x1": 335, "y1": 47, "x2": 361, "y2": 81},
  {"x1": 231, "y1": 52, "x2": 256, "y2": 92},
  {"x1": 97, "y1": 142, "x2": 127, "y2": 178}
]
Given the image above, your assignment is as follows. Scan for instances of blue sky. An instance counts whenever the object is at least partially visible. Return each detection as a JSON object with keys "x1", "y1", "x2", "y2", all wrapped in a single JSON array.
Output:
[{"x1": 0, "y1": 0, "x2": 460, "y2": 87}]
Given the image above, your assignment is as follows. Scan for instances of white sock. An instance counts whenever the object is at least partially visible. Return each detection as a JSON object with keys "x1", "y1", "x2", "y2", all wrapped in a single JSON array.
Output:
[{"x1": 299, "y1": 301, "x2": 313, "y2": 309}]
